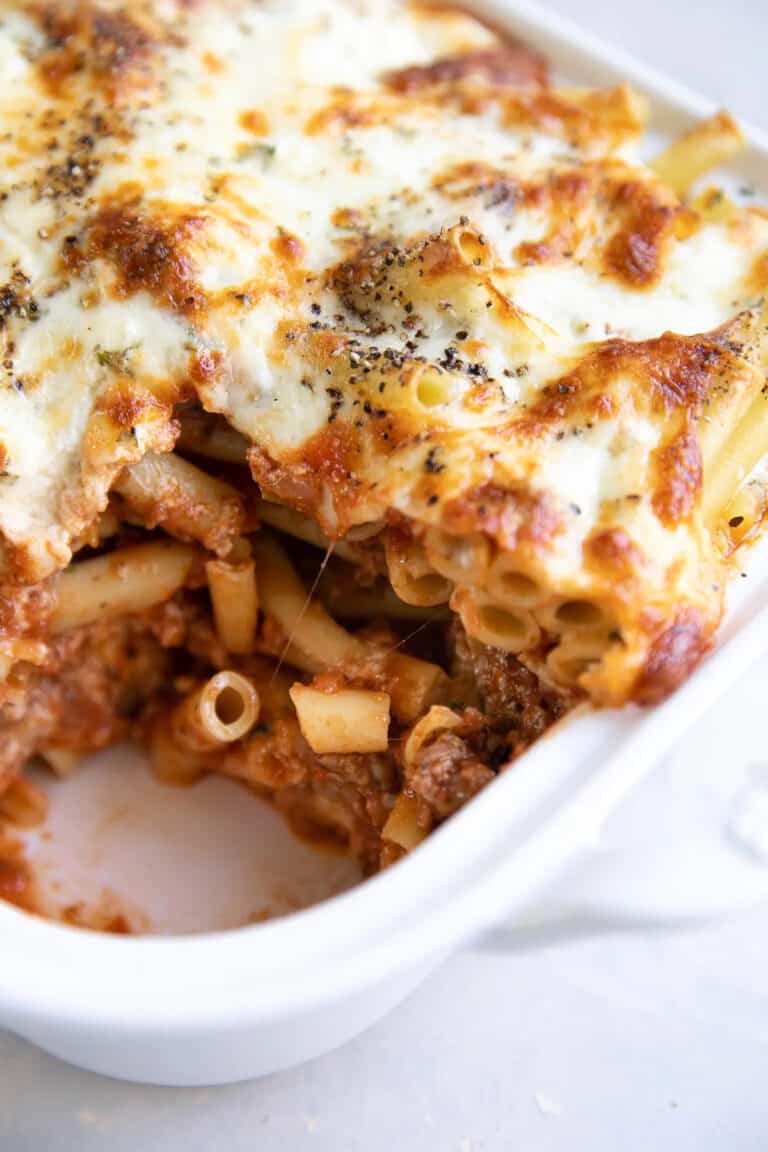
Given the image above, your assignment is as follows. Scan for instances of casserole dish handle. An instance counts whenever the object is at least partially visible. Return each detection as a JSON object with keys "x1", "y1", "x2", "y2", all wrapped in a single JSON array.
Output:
[{"x1": 480, "y1": 720, "x2": 768, "y2": 949}]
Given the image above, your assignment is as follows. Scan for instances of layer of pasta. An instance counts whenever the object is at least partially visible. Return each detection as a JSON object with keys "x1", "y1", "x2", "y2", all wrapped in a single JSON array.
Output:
[{"x1": 0, "y1": 0, "x2": 767, "y2": 905}]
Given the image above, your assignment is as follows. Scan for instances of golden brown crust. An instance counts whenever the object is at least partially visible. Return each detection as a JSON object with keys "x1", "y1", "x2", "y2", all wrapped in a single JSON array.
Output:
[
  {"x1": 584, "y1": 529, "x2": 645, "y2": 586},
  {"x1": 0, "y1": 0, "x2": 763, "y2": 721},
  {"x1": 94, "y1": 382, "x2": 179, "y2": 433},
  {"x1": 248, "y1": 426, "x2": 363, "y2": 535},
  {"x1": 441, "y1": 482, "x2": 562, "y2": 553},
  {"x1": 521, "y1": 327, "x2": 734, "y2": 437},
  {"x1": 382, "y1": 43, "x2": 548, "y2": 93},
  {"x1": 501, "y1": 86, "x2": 645, "y2": 148},
  {"x1": 62, "y1": 190, "x2": 209, "y2": 317},
  {"x1": 633, "y1": 608, "x2": 709, "y2": 704},
  {"x1": 32, "y1": 2, "x2": 161, "y2": 103},
  {"x1": 651, "y1": 417, "x2": 702, "y2": 527},
  {"x1": 515, "y1": 169, "x2": 594, "y2": 267},
  {"x1": 431, "y1": 160, "x2": 519, "y2": 208},
  {"x1": 603, "y1": 181, "x2": 692, "y2": 288}
]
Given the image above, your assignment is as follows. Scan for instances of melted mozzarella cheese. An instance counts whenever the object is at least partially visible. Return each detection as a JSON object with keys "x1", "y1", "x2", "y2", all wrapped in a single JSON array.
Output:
[{"x1": 0, "y1": 0, "x2": 765, "y2": 702}]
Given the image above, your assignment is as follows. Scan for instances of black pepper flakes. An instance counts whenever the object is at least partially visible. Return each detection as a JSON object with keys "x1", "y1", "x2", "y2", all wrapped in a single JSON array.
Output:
[
  {"x1": 424, "y1": 448, "x2": 445, "y2": 474},
  {"x1": 0, "y1": 268, "x2": 38, "y2": 330}
]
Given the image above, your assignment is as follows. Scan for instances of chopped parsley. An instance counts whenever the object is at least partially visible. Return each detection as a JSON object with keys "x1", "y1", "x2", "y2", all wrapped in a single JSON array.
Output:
[{"x1": 95, "y1": 343, "x2": 140, "y2": 376}]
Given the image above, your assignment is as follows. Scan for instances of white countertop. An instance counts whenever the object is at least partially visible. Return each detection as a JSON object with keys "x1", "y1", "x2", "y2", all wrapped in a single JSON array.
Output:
[
  {"x1": 4, "y1": 2, "x2": 768, "y2": 1148},
  {"x1": 4, "y1": 907, "x2": 768, "y2": 1151}
]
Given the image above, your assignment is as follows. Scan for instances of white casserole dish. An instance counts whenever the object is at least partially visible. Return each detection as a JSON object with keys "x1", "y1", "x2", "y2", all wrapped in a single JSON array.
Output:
[{"x1": 2, "y1": 0, "x2": 768, "y2": 1085}]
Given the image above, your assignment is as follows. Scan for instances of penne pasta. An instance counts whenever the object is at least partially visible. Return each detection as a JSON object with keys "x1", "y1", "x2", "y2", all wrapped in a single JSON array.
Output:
[
  {"x1": 425, "y1": 529, "x2": 492, "y2": 586},
  {"x1": 384, "y1": 533, "x2": 452, "y2": 607},
  {"x1": 148, "y1": 721, "x2": 207, "y2": 787},
  {"x1": 256, "y1": 500, "x2": 360, "y2": 563},
  {"x1": 721, "y1": 477, "x2": 768, "y2": 550},
  {"x1": 40, "y1": 746, "x2": 82, "y2": 779},
  {"x1": 251, "y1": 533, "x2": 365, "y2": 671},
  {"x1": 381, "y1": 791, "x2": 430, "y2": 850},
  {"x1": 115, "y1": 451, "x2": 245, "y2": 556},
  {"x1": 409, "y1": 365, "x2": 457, "y2": 410},
  {"x1": 317, "y1": 564, "x2": 450, "y2": 622},
  {"x1": 71, "y1": 502, "x2": 122, "y2": 553},
  {"x1": 386, "y1": 653, "x2": 448, "y2": 726},
  {"x1": 452, "y1": 588, "x2": 540, "y2": 654},
  {"x1": 486, "y1": 554, "x2": 547, "y2": 609},
  {"x1": 449, "y1": 222, "x2": 495, "y2": 270},
  {"x1": 289, "y1": 684, "x2": 391, "y2": 755},
  {"x1": 556, "y1": 83, "x2": 649, "y2": 134},
  {"x1": 206, "y1": 558, "x2": 259, "y2": 654},
  {"x1": 253, "y1": 634, "x2": 322, "y2": 676},
  {"x1": 689, "y1": 186, "x2": 742, "y2": 225},
  {"x1": 546, "y1": 630, "x2": 614, "y2": 687},
  {"x1": 177, "y1": 410, "x2": 250, "y2": 463},
  {"x1": 703, "y1": 391, "x2": 768, "y2": 530},
  {"x1": 403, "y1": 705, "x2": 462, "y2": 767},
  {"x1": 536, "y1": 596, "x2": 611, "y2": 636},
  {"x1": 696, "y1": 312, "x2": 767, "y2": 472},
  {"x1": 172, "y1": 670, "x2": 261, "y2": 750},
  {"x1": 2, "y1": 0, "x2": 768, "y2": 891},
  {"x1": 51, "y1": 541, "x2": 196, "y2": 634},
  {"x1": 0, "y1": 776, "x2": 48, "y2": 827},
  {"x1": 651, "y1": 111, "x2": 745, "y2": 197}
]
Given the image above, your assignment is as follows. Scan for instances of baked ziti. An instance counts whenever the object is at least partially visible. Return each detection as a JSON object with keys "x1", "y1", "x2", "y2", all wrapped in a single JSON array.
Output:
[{"x1": 0, "y1": 0, "x2": 766, "y2": 909}]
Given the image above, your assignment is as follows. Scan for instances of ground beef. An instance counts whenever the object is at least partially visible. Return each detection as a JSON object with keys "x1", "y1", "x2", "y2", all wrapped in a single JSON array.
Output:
[
  {"x1": 208, "y1": 693, "x2": 400, "y2": 872},
  {"x1": 406, "y1": 728, "x2": 495, "y2": 819},
  {"x1": 473, "y1": 643, "x2": 541, "y2": 718},
  {"x1": 397, "y1": 623, "x2": 573, "y2": 827},
  {"x1": 450, "y1": 621, "x2": 568, "y2": 737},
  {"x1": 0, "y1": 591, "x2": 571, "y2": 884},
  {"x1": 0, "y1": 600, "x2": 192, "y2": 789},
  {"x1": 0, "y1": 578, "x2": 57, "y2": 640},
  {"x1": 275, "y1": 774, "x2": 385, "y2": 874}
]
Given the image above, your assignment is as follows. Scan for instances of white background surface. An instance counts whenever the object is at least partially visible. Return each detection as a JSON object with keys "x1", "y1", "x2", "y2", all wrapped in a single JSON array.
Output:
[{"x1": 4, "y1": 1, "x2": 768, "y2": 1147}]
